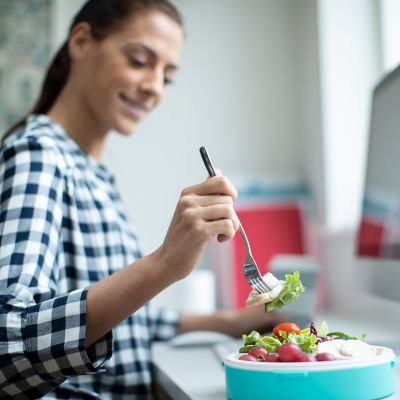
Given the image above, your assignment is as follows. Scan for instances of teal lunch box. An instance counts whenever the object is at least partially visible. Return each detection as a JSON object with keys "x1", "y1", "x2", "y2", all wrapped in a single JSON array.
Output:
[{"x1": 223, "y1": 348, "x2": 396, "y2": 400}]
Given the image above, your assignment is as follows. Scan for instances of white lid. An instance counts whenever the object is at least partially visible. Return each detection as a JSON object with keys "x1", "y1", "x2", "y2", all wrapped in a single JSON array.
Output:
[{"x1": 224, "y1": 348, "x2": 395, "y2": 372}]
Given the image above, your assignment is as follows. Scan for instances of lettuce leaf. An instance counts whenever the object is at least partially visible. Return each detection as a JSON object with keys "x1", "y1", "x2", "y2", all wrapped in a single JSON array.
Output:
[
  {"x1": 255, "y1": 336, "x2": 282, "y2": 353},
  {"x1": 327, "y1": 331, "x2": 357, "y2": 340},
  {"x1": 301, "y1": 320, "x2": 329, "y2": 336},
  {"x1": 239, "y1": 330, "x2": 316, "y2": 354},
  {"x1": 286, "y1": 332, "x2": 318, "y2": 353},
  {"x1": 264, "y1": 271, "x2": 305, "y2": 312},
  {"x1": 242, "y1": 330, "x2": 261, "y2": 345},
  {"x1": 240, "y1": 330, "x2": 280, "y2": 353}
]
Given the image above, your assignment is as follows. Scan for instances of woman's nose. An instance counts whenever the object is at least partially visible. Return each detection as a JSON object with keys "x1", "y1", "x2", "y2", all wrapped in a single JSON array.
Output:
[{"x1": 139, "y1": 68, "x2": 165, "y2": 99}]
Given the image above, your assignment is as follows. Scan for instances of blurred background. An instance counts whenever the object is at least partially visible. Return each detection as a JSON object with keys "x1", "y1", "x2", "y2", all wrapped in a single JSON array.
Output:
[{"x1": 1, "y1": 0, "x2": 400, "y2": 331}]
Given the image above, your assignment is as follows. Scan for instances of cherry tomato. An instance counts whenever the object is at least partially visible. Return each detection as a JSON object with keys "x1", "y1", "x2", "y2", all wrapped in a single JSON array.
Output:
[
  {"x1": 272, "y1": 322, "x2": 301, "y2": 340},
  {"x1": 239, "y1": 354, "x2": 257, "y2": 362},
  {"x1": 297, "y1": 354, "x2": 316, "y2": 362},
  {"x1": 277, "y1": 343, "x2": 304, "y2": 362},
  {"x1": 316, "y1": 352, "x2": 336, "y2": 361},
  {"x1": 263, "y1": 353, "x2": 280, "y2": 362},
  {"x1": 248, "y1": 346, "x2": 269, "y2": 361}
]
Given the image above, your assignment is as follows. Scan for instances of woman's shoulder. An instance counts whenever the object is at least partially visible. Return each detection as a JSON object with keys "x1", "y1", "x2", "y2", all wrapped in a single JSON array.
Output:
[
  {"x1": 1, "y1": 114, "x2": 73, "y2": 170},
  {"x1": 4, "y1": 114, "x2": 65, "y2": 148}
]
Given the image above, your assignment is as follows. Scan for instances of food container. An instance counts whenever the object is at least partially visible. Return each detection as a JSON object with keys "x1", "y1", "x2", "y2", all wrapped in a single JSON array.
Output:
[{"x1": 223, "y1": 348, "x2": 396, "y2": 400}]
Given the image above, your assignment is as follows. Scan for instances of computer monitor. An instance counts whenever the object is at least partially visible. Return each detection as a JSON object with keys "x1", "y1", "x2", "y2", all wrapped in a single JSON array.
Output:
[{"x1": 356, "y1": 63, "x2": 400, "y2": 302}]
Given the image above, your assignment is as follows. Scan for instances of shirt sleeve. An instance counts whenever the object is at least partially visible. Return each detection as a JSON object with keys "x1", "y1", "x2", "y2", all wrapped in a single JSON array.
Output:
[
  {"x1": 0, "y1": 139, "x2": 113, "y2": 398},
  {"x1": 147, "y1": 303, "x2": 181, "y2": 341}
]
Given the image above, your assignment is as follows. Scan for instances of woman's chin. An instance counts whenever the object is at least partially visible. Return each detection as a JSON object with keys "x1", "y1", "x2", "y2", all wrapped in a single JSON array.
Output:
[{"x1": 113, "y1": 118, "x2": 139, "y2": 135}]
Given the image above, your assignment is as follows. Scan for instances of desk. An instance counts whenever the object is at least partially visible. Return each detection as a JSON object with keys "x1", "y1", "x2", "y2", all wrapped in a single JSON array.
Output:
[
  {"x1": 152, "y1": 313, "x2": 400, "y2": 400},
  {"x1": 152, "y1": 343, "x2": 225, "y2": 400}
]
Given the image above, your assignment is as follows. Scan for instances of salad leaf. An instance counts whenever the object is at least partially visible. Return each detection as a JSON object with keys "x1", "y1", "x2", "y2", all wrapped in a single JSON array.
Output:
[
  {"x1": 239, "y1": 329, "x2": 317, "y2": 354},
  {"x1": 264, "y1": 271, "x2": 305, "y2": 312},
  {"x1": 317, "y1": 321, "x2": 329, "y2": 337},
  {"x1": 255, "y1": 336, "x2": 282, "y2": 353},
  {"x1": 301, "y1": 321, "x2": 358, "y2": 343},
  {"x1": 327, "y1": 331, "x2": 357, "y2": 340},
  {"x1": 239, "y1": 345, "x2": 256, "y2": 353},
  {"x1": 240, "y1": 330, "x2": 282, "y2": 353},
  {"x1": 286, "y1": 332, "x2": 318, "y2": 353},
  {"x1": 242, "y1": 330, "x2": 261, "y2": 345},
  {"x1": 300, "y1": 321, "x2": 329, "y2": 336}
]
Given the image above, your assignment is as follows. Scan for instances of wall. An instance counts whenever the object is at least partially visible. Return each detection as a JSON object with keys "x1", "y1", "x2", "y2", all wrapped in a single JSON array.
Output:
[
  {"x1": 293, "y1": 1, "x2": 324, "y2": 224},
  {"x1": 0, "y1": 0, "x2": 51, "y2": 132},
  {"x1": 318, "y1": 0, "x2": 382, "y2": 233}
]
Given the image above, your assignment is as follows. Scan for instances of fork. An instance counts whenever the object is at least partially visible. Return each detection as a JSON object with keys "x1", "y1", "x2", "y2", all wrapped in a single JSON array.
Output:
[{"x1": 199, "y1": 146, "x2": 272, "y2": 294}]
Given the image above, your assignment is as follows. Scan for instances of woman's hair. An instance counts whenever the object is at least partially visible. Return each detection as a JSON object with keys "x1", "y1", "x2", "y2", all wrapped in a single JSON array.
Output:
[{"x1": 2, "y1": 0, "x2": 183, "y2": 140}]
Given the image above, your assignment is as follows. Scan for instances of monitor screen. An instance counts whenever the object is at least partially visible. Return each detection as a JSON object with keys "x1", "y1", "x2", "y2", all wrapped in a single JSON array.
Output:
[{"x1": 356, "y1": 64, "x2": 400, "y2": 302}]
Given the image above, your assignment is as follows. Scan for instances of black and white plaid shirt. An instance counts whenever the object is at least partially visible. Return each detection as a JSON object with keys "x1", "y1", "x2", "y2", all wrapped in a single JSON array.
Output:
[{"x1": 0, "y1": 115, "x2": 180, "y2": 399}]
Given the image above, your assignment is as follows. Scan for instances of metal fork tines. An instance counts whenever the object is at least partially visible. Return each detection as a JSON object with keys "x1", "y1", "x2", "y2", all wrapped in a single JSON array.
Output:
[{"x1": 239, "y1": 225, "x2": 272, "y2": 294}]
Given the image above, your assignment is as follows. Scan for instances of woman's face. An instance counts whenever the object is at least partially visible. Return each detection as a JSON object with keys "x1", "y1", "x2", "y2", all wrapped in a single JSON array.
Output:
[{"x1": 74, "y1": 10, "x2": 184, "y2": 135}]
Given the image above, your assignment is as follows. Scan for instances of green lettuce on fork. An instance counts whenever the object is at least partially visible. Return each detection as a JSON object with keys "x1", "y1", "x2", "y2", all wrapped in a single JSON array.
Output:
[
  {"x1": 265, "y1": 271, "x2": 305, "y2": 312},
  {"x1": 245, "y1": 271, "x2": 305, "y2": 312}
]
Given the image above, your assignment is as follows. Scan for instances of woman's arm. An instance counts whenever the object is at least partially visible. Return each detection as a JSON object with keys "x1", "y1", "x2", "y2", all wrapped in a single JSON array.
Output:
[
  {"x1": 176, "y1": 307, "x2": 287, "y2": 338},
  {"x1": 85, "y1": 249, "x2": 172, "y2": 346}
]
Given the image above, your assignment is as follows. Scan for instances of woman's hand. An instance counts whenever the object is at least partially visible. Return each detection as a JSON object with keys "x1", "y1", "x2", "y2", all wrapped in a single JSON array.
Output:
[{"x1": 155, "y1": 175, "x2": 240, "y2": 282}]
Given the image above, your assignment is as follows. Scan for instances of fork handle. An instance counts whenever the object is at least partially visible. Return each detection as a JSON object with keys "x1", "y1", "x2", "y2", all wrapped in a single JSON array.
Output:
[
  {"x1": 199, "y1": 146, "x2": 216, "y2": 177},
  {"x1": 199, "y1": 146, "x2": 254, "y2": 260},
  {"x1": 238, "y1": 225, "x2": 254, "y2": 260}
]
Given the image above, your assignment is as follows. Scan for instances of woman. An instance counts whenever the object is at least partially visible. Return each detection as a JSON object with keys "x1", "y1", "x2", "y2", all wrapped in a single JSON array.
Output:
[{"x1": 0, "y1": 1, "x2": 281, "y2": 398}]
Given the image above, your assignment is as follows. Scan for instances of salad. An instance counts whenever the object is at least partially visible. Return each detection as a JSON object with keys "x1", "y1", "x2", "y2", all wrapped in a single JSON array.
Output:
[
  {"x1": 238, "y1": 321, "x2": 377, "y2": 363},
  {"x1": 246, "y1": 271, "x2": 304, "y2": 312}
]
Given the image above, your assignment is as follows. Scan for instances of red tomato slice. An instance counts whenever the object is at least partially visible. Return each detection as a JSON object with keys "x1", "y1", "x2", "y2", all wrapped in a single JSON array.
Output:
[{"x1": 272, "y1": 322, "x2": 301, "y2": 339}]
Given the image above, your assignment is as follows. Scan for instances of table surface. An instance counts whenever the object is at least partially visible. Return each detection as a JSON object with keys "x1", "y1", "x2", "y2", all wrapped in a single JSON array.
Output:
[{"x1": 152, "y1": 312, "x2": 400, "y2": 400}]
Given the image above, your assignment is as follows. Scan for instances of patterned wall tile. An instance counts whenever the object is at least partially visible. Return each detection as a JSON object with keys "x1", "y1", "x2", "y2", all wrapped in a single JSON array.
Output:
[{"x1": 0, "y1": 0, "x2": 51, "y2": 134}]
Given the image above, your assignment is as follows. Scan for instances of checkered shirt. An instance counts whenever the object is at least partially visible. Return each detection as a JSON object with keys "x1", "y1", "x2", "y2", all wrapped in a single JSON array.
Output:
[{"x1": 0, "y1": 115, "x2": 180, "y2": 399}]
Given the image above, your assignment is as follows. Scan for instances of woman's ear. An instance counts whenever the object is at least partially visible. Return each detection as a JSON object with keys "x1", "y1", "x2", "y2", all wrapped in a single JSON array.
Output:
[{"x1": 68, "y1": 22, "x2": 93, "y2": 60}]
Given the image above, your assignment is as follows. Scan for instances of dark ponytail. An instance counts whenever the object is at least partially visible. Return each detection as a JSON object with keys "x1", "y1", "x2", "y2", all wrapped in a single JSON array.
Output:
[
  {"x1": 32, "y1": 42, "x2": 70, "y2": 117},
  {"x1": 2, "y1": 0, "x2": 183, "y2": 141}
]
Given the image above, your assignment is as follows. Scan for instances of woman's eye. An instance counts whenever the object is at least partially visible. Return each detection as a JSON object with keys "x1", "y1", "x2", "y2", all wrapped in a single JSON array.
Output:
[
  {"x1": 164, "y1": 77, "x2": 174, "y2": 86},
  {"x1": 129, "y1": 58, "x2": 147, "y2": 67}
]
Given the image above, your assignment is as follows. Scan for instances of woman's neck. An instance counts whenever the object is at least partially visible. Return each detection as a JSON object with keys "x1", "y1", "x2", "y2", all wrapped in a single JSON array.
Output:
[{"x1": 47, "y1": 85, "x2": 108, "y2": 161}]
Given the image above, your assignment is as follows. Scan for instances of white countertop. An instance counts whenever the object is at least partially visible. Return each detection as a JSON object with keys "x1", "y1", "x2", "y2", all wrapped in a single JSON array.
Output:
[
  {"x1": 152, "y1": 312, "x2": 400, "y2": 400},
  {"x1": 153, "y1": 343, "x2": 225, "y2": 400}
]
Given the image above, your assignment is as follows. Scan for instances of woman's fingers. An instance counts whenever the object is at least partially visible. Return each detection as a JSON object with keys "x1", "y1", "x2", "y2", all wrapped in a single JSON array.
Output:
[
  {"x1": 176, "y1": 175, "x2": 240, "y2": 240},
  {"x1": 178, "y1": 205, "x2": 239, "y2": 241},
  {"x1": 177, "y1": 192, "x2": 240, "y2": 235},
  {"x1": 182, "y1": 176, "x2": 238, "y2": 200},
  {"x1": 178, "y1": 201, "x2": 239, "y2": 234},
  {"x1": 199, "y1": 204, "x2": 240, "y2": 231},
  {"x1": 179, "y1": 194, "x2": 233, "y2": 208},
  {"x1": 202, "y1": 218, "x2": 237, "y2": 241}
]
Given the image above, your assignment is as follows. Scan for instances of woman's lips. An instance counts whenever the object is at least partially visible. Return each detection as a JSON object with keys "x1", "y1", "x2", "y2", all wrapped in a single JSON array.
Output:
[{"x1": 119, "y1": 93, "x2": 148, "y2": 120}]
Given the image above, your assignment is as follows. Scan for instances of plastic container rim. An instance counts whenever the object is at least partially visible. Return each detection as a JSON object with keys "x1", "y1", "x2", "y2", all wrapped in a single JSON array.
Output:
[{"x1": 224, "y1": 347, "x2": 395, "y2": 372}]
